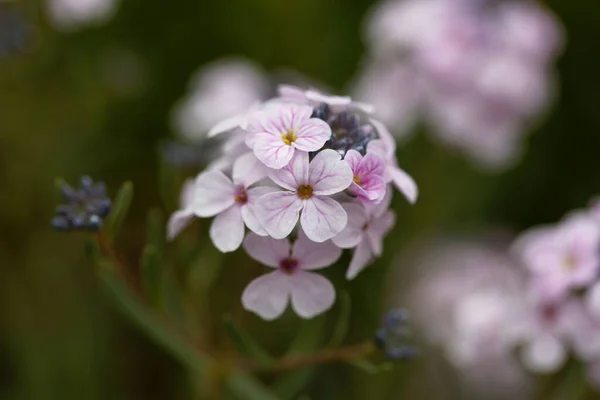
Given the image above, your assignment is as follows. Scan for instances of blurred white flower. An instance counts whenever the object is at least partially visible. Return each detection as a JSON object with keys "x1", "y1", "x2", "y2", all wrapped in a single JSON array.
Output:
[
  {"x1": 172, "y1": 58, "x2": 270, "y2": 142},
  {"x1": 354, "y1": 0, "x2": 563, "y2": 170},
  {"x1": 47, "y1": 0, "x2": 118, "y2": 30}
]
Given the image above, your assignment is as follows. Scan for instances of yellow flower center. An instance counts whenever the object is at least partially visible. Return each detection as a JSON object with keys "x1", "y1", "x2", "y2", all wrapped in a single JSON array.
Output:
[
  {"x1": 281, "y1": 130, "x2": 297, "y2": 146},
  {"x1": 563, "y1": 253, "x2": 577, "y2": 270},
  {"x1": 297, "y1": 184, "x2": 313, "y2": 200},
  {"x1": 353, "y1": 176, "x2": 361, "y2": 184}
]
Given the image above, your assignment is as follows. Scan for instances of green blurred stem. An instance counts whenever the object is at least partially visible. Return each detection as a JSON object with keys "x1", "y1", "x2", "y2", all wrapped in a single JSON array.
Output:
[{"x1": 245, "y1": 341, "x2": 376, "y2": 373}]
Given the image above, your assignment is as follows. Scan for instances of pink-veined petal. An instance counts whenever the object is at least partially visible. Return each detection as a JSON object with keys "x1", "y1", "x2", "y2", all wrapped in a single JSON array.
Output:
[
  {"x1": 365, "y1": 187, "x2": 393, "y2": 218},
  {"x1": 347, "y1": 240, "x2": 373, "y2": 280},
  {"x1": 255, "y1": 191, "x2": 303, "y2": 239},
  {"x1": 207, "y1": 114, "x2": 246, "y2": 137},
  {"x1": 370, "y1": 118, "x2": 396, "y2": 156},
  {"x1": 388, "y1": 165, "x2": 418, "y2": 204},
  {"x1": 268, "y1": 151, "x2": 309, "y2": 191},
  {"x1": 166, "y1": 209, "x2": 195, "y2": 241},
  {"x1": 290, "y1": 271, "x2": 335, "y2": 318},
  {"x1": 287, "y1": 103, "x2": 314, "y2": 129},
  {"x1": 301, "y1": 196, "x2": 347, "y2": 243},
  {"x1": 243, "y1": 232, "x2": 291, "y2": 267},
  {"x1": 232, "y1": 152, "x2": 268, "y2": 187},
  {"x1": 252, "y1": 133, "x2": 296, "y2": 169},
  {"x1": 344, "y1": 149, "x2": 363, "y2": 172},
  {"x1": 209, "y1": 206, "x2": 244, "y2": 253},
  {"x1": 192, "y1": 170, "x2": 235, "y2": 217},
  {"x1": 243, "y1": 186, "x2": 278, "y2": 236},
  {"x1": 293, "y1": 118, "x2": 332, "y2": 152},
  {"x1": 309, "y1": 149, "x2": 353, "y2": 196},
  {"x1": 292, "y1": 230, "x2": 342, "y2": 270},
  {"x1": 366, "y1": 210, "x2": 396, "y2": 256},
  {"x1": 332, "y1": 203, "x2": 368, "y2": 249},
  {"x1": 366, "y1": 139, "x2": 388, "y2": 160},
  {"x1": 351, "y1": 175, "x2": 387, "y2": 202},
  {"x1": 242, "y1": 271, "x2": 290, "y2": 320}
]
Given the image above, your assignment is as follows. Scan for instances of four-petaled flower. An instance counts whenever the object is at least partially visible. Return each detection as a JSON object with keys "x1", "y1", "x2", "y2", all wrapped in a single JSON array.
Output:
[
  {"x1": 191, "y1": 153, "x2": 274, "y2": 252},
  {"x1": 256, "y1": 150, "x2": 353, "y2": 242},
  {"x1": 241, "y1": 231, "x2": 341, "y2": 320},
  {"x1": 246, "y1": 103, "x2": 332, "y2": 169},
  {"x1": 332, "y1": 193, "x2": 396, "y2": 279},
  {"x1": 345, "y1": 149, "x2": 387, "y2": 203}
]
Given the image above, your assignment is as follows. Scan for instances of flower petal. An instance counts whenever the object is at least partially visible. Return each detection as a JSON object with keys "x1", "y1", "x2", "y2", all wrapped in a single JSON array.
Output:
[
  {"x1": 252, "y1": 133, "x2": 296, "y2": 169},
  {"x1": 290, "y1": 271, "x2": 335, "y2": 318},
  {"x1": 301, "y1": 196, "x2": 347, "y2": 243},
  {"x1": 293, "y1": 118, "x2": 332, "y2": 152},
  {"x1": 242, "y1": 271, "x2": 290, "y2": 320},
  {"x1": 370, "y1": 118, "x2": 396, "y2": 156},
  {"x1": 232, "y1": 152, "x2": 268, "y2": 187},
  {"x1": 292, "y1": 230, "x2": 342, "y2": 270},
  {"x1": 332, "y1": 203, "x2": 368, "y2": 248},
  {"x1": 347, "y1": 240, "x2": 373, "y2": 280},
  {"x1": 268, "y1": 151, "x2": 309, "y2": 191},
  {"x1": 166, "y1": 209, "x2": 195, "y2": 241},
  {"x1": 209, "y1": 206, "x2": 244, "y2": 252},
  {"x1": 255, "y1": 191, "x2": 303, "y2": 239},
  {"x1": 522, "y1": 334, "x2": 566, "y2": 373},
  {"x1": 243, "y1": 232, "x2": 290, "y2": 267},
  {"x1": 192, "y1": 170, "x2": 235, "y2": 217},
  {"x1": 243, "y1": 186, "x2": 278, "y2": 236},
  {"x1": 309, "y1": 149, "x2": 353, "y2": 196},
  {"x1": 388, "y1": 165, "x2": 418, "y2": 204},
  {"x1": 366, "y1": 210, "x2": 396, "y2": 256},
  {"x1": 208, "y1": 114, "x2": 246, "y2": 137}
]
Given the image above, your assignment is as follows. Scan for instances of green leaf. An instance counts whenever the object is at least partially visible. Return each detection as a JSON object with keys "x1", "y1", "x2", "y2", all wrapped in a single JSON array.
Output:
[
  {"x1": 54, "y1": 177, "x2": 69, "y2": 203},
  {"x1": 104, "y1": 181, "x2": 133, "y2": 241},
  {"x1": 140, "y1": 245, "x2": 160, "y2": 305},
  {"x1": 271, "y1": 368, "x2": 315, "y2": 400},
  {"x1": 98, "y1": 265, "x2": 207, "y2": 373},
  {"x1": 146, "y1": 208, "x2": 165, "y2": 254},
  {"x1": 286, "y1": 315, "x2": 325, "y2": 355},
  {"x1": 222, "y1": 315, "x2": 274, "y2": 367},
  {"x1": 226, "y1": 371, "x2": 280, "y2": 400},
  {"x1": 84, "y1": 239, "x2": 101, "y2": 262},
  {"x1": 347, "y1": 358, "x2": 393, "y2": 375},
  {"x1": 327, "y1": 291, "x2": 351, "y2": 348}
]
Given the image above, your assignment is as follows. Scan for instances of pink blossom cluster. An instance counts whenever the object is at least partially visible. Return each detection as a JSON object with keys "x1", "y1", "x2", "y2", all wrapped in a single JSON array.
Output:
[
  {"x1": 167, "y1": 85, "x2": 417, "y2": 320},
  {"x1": 353, "y1": 0, "x2": 563, "y2": 169},
  {"x1": 406, "y1": 201, "x2": 600, "y2": 393}
]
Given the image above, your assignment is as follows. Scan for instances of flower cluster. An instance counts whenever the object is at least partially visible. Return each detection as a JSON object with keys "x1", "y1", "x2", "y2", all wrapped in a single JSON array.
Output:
[
  {"x1": 168, "y1": 85, "x2": 417, "y2": 320},
  {"x1": 406, "y1": 200, "x2": 600, "y2": 393},
  {"x1": 353, "y1": 0, "x2": 563, "y2": 169},
  {"x1": 52, "y1": 176, "x2": 112, "y2": 231}
]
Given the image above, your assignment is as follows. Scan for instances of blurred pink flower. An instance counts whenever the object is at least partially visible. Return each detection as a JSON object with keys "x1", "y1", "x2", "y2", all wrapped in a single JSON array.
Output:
[
  {"x1": 166, "y1": 178, "x2": 196, "y2": 240},
  {"x1": 190, "y1": 153, "x2": 272, "y2": 252},
  {"x1": 255, "y1": 150, "x2": 353, "y2": 242},
  {"x1": 47, "y1": 0, "x2": 118, "y2": 30},
  {"x1": 246, "y1": 103, "x2": 332, "y2": 169},
  {"x1": 241, "y1": 232, "x2": 341, "y2": 320}
]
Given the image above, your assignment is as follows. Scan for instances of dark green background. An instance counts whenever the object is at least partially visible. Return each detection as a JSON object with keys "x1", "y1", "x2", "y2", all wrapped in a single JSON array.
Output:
[{"x1": 2, "y1": 0, "x2": 600, "y2": 398}]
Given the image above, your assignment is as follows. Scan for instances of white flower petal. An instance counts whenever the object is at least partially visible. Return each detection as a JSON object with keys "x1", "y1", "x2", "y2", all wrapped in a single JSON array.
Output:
[
  {"x1": 290, "y1": 271, "x2": 335, "y2": 318},
  {"x1": 268, "y1": 151, "x2": 309, "y2": 191},
  {"x1": 522, "y1": 334, "x2": 566, "y2": 373},
  {"x1": 332, "y1": 203, "x2": 368, "y2": 248},
  {"x1": 192, "y1": 170, "x2": 235, "y2": 217},
  {"x1": 232, "y1": 152, "x2": 268, "y2": 187},
  {"x1": 243, "y1": 232, "x2": 290, "y2": 267},
  {"x1": 255, "y1": 191, "x2": 303, "y2": 239},
  {"x1": 301, "y1": 196, "x2": 347, "y2": 243},
  {"x1": 366, "y1": 210, "x2": 396, "y2": 256},
  {"x1": 388, "y1": 165, "x2": 418, "y2": 204},
  {"x1": 292, "y1": 230, "x2": 342, "y2": 270},
  {"x1": 242, "y1": 271, "x2": 290, "y2": 320},
  {"x1": 347, "y1": 240, "x2": 373, "y2": 280},
  {"x1": 209, "y1": 206, "x2": 244, "y2": 253},
  {"x1": 309, "y1": 149, "x2": 353, "y2": 196},
  {"x1": 166, "y1": 209, "x2": 195, "y2": 241}
]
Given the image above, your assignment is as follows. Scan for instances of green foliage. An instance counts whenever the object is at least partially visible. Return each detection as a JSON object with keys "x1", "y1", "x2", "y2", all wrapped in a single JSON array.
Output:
[
  {"x1": 104, "y1": 181, "x2": 133, "y2": 241},
  {"x1": 222, "y1": 315, "x2": 275, "y2": 367}
]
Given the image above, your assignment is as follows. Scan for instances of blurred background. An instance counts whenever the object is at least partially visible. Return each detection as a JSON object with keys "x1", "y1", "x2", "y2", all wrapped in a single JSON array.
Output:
[{"x1": 2, "y1": 0, "x2": 600, "y2": 398}]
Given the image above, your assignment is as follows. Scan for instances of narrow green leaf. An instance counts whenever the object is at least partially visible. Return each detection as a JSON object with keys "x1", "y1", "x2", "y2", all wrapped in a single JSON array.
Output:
[
  {"x1": 347, "y1": 358, "x2": 393, "y2": 374},
  {"x1": 222, "y1": 315, "x2": 274, "y2": 367},
  {"x1": 98, "y1": 265, "x2": 207, "y2": 373},
  {"x1": 271, "y1": 368, "x2": 315, "y2": 400},
  {"x1": 327, "y1": 291, "x2": 351, "y2": 348},
  {"x1": 286, "y1": 315, "x2": 325, "y2": 355},
  {"x1": 226, "y1": 371, "x2": 280, "y2": 400},
  {"x1": 146, "y1": 208, "x2": 165, "y2": 254},
  {"x1": 84, "y1": 239, "x2": 101, "y2": 261},
  {"x1": 140, "y1": 245, "x2": 160, "y2": 305},
  {"x1": 104, "y1": 181, "x2": 133, "y2": 240}
]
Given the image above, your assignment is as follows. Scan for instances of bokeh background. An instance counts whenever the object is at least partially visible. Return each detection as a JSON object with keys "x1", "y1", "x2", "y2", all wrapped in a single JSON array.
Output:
[{"x1": 2, "y1": 0, "x2": 600, "y2": 399}]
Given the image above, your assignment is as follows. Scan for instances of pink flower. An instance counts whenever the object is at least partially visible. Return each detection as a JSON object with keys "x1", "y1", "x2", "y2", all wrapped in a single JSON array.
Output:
[
  {"x1": 245, "y1": 103, "x2": 332, "y2": 169},
  {"x1": 255, "y1": 150, "x2": 353, "y2": 242},
  {"x1": 513, "y1": 213, "x2": 600, "y2": 301},
  {"x1": 278, "y1": 84, "x2": 374, "y2": 114},
  {"x1": 332, "y1": 194, "x2": 395, "y2": 279},
  {"x1": 366, "y1": 119, "x2": 418, "y2": 204},
  {"x1": 191, "y1": 153, "x2": 273, "y2": 252},
  {"x1": 241, "y1": 232, "x2": 341, "y2": 320},
  {"x1": 166, "y1": 178, "x2": 196, "y2": 240},
  {"x1": 344, "y1": 149, "x2": 387, "y2": 203}
]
